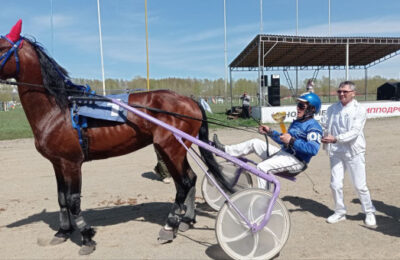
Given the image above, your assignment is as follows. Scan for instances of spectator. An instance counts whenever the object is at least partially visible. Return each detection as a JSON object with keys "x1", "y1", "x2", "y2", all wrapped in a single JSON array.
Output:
[
  {"x1": 240, "y1": 92, "x2": 251, "y2": 118},
  {"x1": 306, "y1": 79, "x2": 315, "y2": 93}
]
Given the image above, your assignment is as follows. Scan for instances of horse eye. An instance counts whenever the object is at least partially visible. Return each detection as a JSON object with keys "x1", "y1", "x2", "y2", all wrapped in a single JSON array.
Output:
[{"x1": 0, "y1": 43, "x2": 7, "y2": 51}]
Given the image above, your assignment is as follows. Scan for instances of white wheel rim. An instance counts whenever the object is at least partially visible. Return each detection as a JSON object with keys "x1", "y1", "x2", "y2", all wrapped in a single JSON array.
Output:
[{"x1": 216, "y1": 189, "x2": 290, "y2": 260}]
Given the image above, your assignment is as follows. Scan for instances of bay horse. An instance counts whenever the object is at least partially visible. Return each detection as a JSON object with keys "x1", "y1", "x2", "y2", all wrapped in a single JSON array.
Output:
[{"x1": 0, "y1": 20, "x2": 228, "y2": 255}]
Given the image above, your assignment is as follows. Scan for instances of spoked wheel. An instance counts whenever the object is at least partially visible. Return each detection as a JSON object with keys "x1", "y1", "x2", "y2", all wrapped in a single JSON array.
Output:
[
  {"x1": 215, "y1": 189, "x2": 290, "y2": 260},
  {"x1": 201, "y1": 162, "x2": 253, "y2": 211}
]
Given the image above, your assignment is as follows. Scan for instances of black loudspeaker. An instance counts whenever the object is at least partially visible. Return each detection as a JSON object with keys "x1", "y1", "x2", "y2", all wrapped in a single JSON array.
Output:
[
  {"x1": 377, "y1": 82, "x2": 400, "y2": 100},
  {"x1": 268, "y1": 85, "x2": 280, "y2": 106},
  {"x1": 271, "y1": 74, "x2": 280, "y2": 87},
  {"x1": 261, "y1": 75, "x2": 268, "y2": 87}
]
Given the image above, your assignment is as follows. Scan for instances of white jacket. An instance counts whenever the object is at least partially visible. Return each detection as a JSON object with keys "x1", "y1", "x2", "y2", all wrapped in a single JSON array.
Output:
[{"x1": 320, "y1": 99, "x2": 366, "y2": 158}]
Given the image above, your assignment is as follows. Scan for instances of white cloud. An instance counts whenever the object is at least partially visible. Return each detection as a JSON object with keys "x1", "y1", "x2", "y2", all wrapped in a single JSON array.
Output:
[{"x1": 31, "y1": 14, "x2": 76, "y2": 30}]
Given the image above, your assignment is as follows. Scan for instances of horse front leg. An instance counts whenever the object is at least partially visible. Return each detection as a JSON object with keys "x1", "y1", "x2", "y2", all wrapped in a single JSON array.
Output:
[
  {"x1": 52, "y1": 160, "x2": 96, "y2": 255},
  {"x1": 48, "y1": 168, "x2": 73, "y2": 245},
  {"x1": 158, "y1": 157, "x2": 197, "y2": 243}
]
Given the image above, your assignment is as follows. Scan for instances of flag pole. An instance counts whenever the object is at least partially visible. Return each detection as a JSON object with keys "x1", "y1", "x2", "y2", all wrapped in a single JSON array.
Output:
[
  {"x1": 145, "y1": 0, "x2": 150, "y2": 91},
  {"x1": 96, "y1": 0, "x2": 106, "y2": 95}
]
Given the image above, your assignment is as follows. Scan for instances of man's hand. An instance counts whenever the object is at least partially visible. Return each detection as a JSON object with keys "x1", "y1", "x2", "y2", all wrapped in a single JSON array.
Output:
[
  {"x1": 322, "y1": 134, "x2": 337, "y2": 143},
  {"x1": 280, "y1": 133, "x2": 292, "y2": 144},
  {"x1": 258, "y1": 125, "x2": 270, "y2": 134}
]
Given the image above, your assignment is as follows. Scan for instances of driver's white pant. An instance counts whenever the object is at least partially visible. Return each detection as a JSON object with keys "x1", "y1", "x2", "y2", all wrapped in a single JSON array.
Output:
[
  {"x1": 225, "y1": 138, "x2": 305, "y2": 189},
  {"x1": 329, "y1": 152, "x2": 375, "y2": 214}
]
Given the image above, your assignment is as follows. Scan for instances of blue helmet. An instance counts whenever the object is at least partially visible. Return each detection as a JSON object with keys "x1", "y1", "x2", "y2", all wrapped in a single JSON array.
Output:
[{"x1": 297, "y1": 92, "x2": 321, "y2": 114}]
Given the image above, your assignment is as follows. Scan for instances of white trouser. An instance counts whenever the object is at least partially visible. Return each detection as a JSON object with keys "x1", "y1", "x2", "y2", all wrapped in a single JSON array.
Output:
[
  {"x1": 225, "y1": 138, "x2": 305, "y2": 189},
  {"x1": 329, "y1": 152, "x2": 375, "y2": 214}
]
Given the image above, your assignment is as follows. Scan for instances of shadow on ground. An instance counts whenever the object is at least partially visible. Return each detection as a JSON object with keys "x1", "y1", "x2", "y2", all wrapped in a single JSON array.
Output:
[
  {"x1": 352, "y1": 198, "x2": 400, "y2": 237},
  {"x1": 6, "y1": 202, "x2": 172, "y2": 246},
  {"x1": 141, "y1": 171, "x2": 162, "y2": 181},
  {"x1": 282, "y1": 196, "x2": 400, "y2": 238},
  {"x1": 282, "y1": 195, "x2": 332, "y2": 218},
  {"x1": 5, "y1": 199, "x2": 219, "y2": 249}
]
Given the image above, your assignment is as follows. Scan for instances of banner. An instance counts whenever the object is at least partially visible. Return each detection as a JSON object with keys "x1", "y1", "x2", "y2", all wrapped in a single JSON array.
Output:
[{"x1": 253, "y1": 101, "x2": 400, "y2": 123}]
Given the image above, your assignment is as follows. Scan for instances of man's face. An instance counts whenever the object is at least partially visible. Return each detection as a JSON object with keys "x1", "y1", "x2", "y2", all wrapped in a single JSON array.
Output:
[
  {"x1": 297, "y1": 101, "x2": 308, "y2": 118},
  {"x1": 337, "y1": 84, "x2": 355, "y2": 106}
]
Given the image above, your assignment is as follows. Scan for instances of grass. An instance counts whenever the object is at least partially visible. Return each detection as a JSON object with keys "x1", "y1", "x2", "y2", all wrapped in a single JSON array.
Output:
[
  {"x1": 0, "y1": 107, "x2": 33, "y2": 140},
  {"x1": 0, "y1": 105, "x2": 262, "y2": 141},
  {"x1": 206, "y1": 111, "x2": 260, "y2": 129},
  {"x1": 1, "y1": 96, "x2": 379, "y2": 141}
]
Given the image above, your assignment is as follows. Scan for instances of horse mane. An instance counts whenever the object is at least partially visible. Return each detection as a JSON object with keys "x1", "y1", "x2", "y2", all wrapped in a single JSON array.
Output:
[{"x1": 25, "y1": 37, "x2": 71, "y2": 109}]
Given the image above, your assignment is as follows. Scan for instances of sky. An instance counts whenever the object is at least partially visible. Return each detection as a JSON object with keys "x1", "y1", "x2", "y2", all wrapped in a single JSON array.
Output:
[{"x1": 2, "y1": 0, "x2": 400, "y2": 85}]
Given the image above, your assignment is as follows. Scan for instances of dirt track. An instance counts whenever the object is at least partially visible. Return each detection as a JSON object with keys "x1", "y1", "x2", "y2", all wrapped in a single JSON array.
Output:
[{"x1": 0, "y1": 117, "x2": 399, "y2": 259}]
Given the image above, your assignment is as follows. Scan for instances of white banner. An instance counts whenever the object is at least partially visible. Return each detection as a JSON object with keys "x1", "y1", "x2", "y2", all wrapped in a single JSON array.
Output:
[{"x1": 252, "y1": 101, "x2": 400, "y2": 124}]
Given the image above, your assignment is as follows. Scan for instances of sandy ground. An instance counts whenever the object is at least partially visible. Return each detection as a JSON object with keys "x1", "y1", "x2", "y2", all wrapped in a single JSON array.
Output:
[{"x1": 0, "y1": 117, "x2": 399, "y2": 259}]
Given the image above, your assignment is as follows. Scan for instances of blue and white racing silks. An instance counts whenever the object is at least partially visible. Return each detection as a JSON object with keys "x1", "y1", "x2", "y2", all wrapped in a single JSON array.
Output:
[{"x1": 268, "y1": 118, "x2": 323, "y2": 163}]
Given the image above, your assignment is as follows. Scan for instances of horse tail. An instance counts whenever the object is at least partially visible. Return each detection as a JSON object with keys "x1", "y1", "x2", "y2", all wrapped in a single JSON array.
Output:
[{"x1": 197, "y1": 101, "x2": 234, "y2": 194}]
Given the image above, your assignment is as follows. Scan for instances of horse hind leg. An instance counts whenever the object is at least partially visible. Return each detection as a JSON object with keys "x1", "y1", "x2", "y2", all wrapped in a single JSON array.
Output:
[{"x1": 178, "y1": 167, "x2": 197, "y2": 232}]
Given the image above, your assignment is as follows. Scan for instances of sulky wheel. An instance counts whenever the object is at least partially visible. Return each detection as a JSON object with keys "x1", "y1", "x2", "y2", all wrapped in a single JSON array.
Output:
[
  {"x1": 215, "y1": 188, "x2": 290, "y2": 260},
  {"x1": 201, "y1": 168, "x2": 253, "y2": 211}
]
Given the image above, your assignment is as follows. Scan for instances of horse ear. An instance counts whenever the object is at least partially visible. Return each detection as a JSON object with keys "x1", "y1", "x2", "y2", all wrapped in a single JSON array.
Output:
[{"x1": 6, "y1": 19, "x2": 22, "y2": 42}]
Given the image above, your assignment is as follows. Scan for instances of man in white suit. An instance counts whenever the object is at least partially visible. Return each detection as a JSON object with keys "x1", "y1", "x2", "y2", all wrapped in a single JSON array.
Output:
[{"x1": 321, "y1": 81, "x2": 376, "y2": 226}]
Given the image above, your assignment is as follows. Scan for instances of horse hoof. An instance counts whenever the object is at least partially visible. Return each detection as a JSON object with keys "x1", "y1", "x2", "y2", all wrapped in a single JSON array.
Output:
[
  {"x1": 178, "y1": 221, "x2": 192, "y2": 232},
  {"x1": 158, "y1": 228, "x2": 175, "y2": 244},
  {"x1": 79, "y1": 243, "x2": 96, "y2": 255}
]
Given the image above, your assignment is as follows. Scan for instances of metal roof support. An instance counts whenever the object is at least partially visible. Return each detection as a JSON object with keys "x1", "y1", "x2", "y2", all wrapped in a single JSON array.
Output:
[
  {"x1": 312, "y1": 69, "x2": 320, "y2": 82},
  {"x1": 296, "y1": 68, "x2": 298, "y2": 96},
  {"x1": 364, "y1": 66, "x2": 368, "y2": 101},
  {"x1": 223, "y1": 0, "x2": 228, "y2": 98},
  {"x1": 283, "y1": 69, "x2": 296, "y2": 96},
  {"x1": 346, "y1": 39, "x2": 349, "y2": 80},
  {"x1": 366, "y1": 50, "x2": 400, "y2": 68},
  {"x1": 230, "y1": 67, "x2": 233, "y2": 109},
  {"x1": 258, "y1": 36, "x2": 262, "y2": 106},
  {"x1": 328, "y1": 66, "x2": 331, "y2": 103},
  {"x1": 263, "y1": 41, "x2": 279, "y2": 59}
]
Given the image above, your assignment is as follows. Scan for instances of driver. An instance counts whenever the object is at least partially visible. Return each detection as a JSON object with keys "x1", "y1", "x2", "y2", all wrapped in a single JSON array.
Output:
[{"x1": 213, "y1": 92, "x2": 323, "y2": 189}]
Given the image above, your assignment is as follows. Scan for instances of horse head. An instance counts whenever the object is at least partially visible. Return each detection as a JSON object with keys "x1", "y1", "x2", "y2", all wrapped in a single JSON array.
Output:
[
  {"x1": 0, "y1": 19, "x2": 25, "y2": 79},
  {"x1": 1, "y1": 20, "x2": 72, "y2": 108}
]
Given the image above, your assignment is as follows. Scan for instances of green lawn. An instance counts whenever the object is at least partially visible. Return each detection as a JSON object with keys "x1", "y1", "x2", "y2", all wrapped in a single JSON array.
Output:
[
  {"x1": 0, "y1": 107, "x2": 33, "y2": 140},
  {"x1": 0, "y1": 105, "x2": 262, "y2": 141},
  {"x1": 4, "y1": 96, "x2": 379, "y2": 141}
]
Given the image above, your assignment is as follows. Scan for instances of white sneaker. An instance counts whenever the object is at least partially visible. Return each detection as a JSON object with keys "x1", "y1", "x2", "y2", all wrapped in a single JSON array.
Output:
[
  {"x1": 162, "y1": 177, "x2": 172, "y2": 184},
  {"x1": 365, "y1": 213, "x2": 376, "y2": 226},
  {"x1": 326, "y1": 213, "x2": 346, "y2": 224}
]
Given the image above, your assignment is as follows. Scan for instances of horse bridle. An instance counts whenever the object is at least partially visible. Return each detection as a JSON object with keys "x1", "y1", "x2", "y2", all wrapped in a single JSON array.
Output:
[
  {"x1": 0, "y1": 35, "x2": 47, "y2": 88},
  {"x1": 0, "y1": 35, "x2": 42, "y2": 88},
  {"x1": 0, "y1": 35, "x2": 23, "y2": 75}
]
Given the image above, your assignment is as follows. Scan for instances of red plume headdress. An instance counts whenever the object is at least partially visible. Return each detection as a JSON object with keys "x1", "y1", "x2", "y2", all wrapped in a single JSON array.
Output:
[{"x1": 6, "y1": 19, "x2": 23, "y2": 44}]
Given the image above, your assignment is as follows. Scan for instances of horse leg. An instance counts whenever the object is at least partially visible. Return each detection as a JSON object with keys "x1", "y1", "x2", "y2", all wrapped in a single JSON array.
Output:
[
  {"x1": 49, "y1": 167, "x2": 74, "y2": 245},
  {"x1": 53, "y1": 160, "x2": 96, "y2": 255},
  {"x1": 178, "y1": 160, "x2": 197, "y2": 232},
  {"x1": 158, "y1": 154, "x2": 197, "y2": 243}
]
